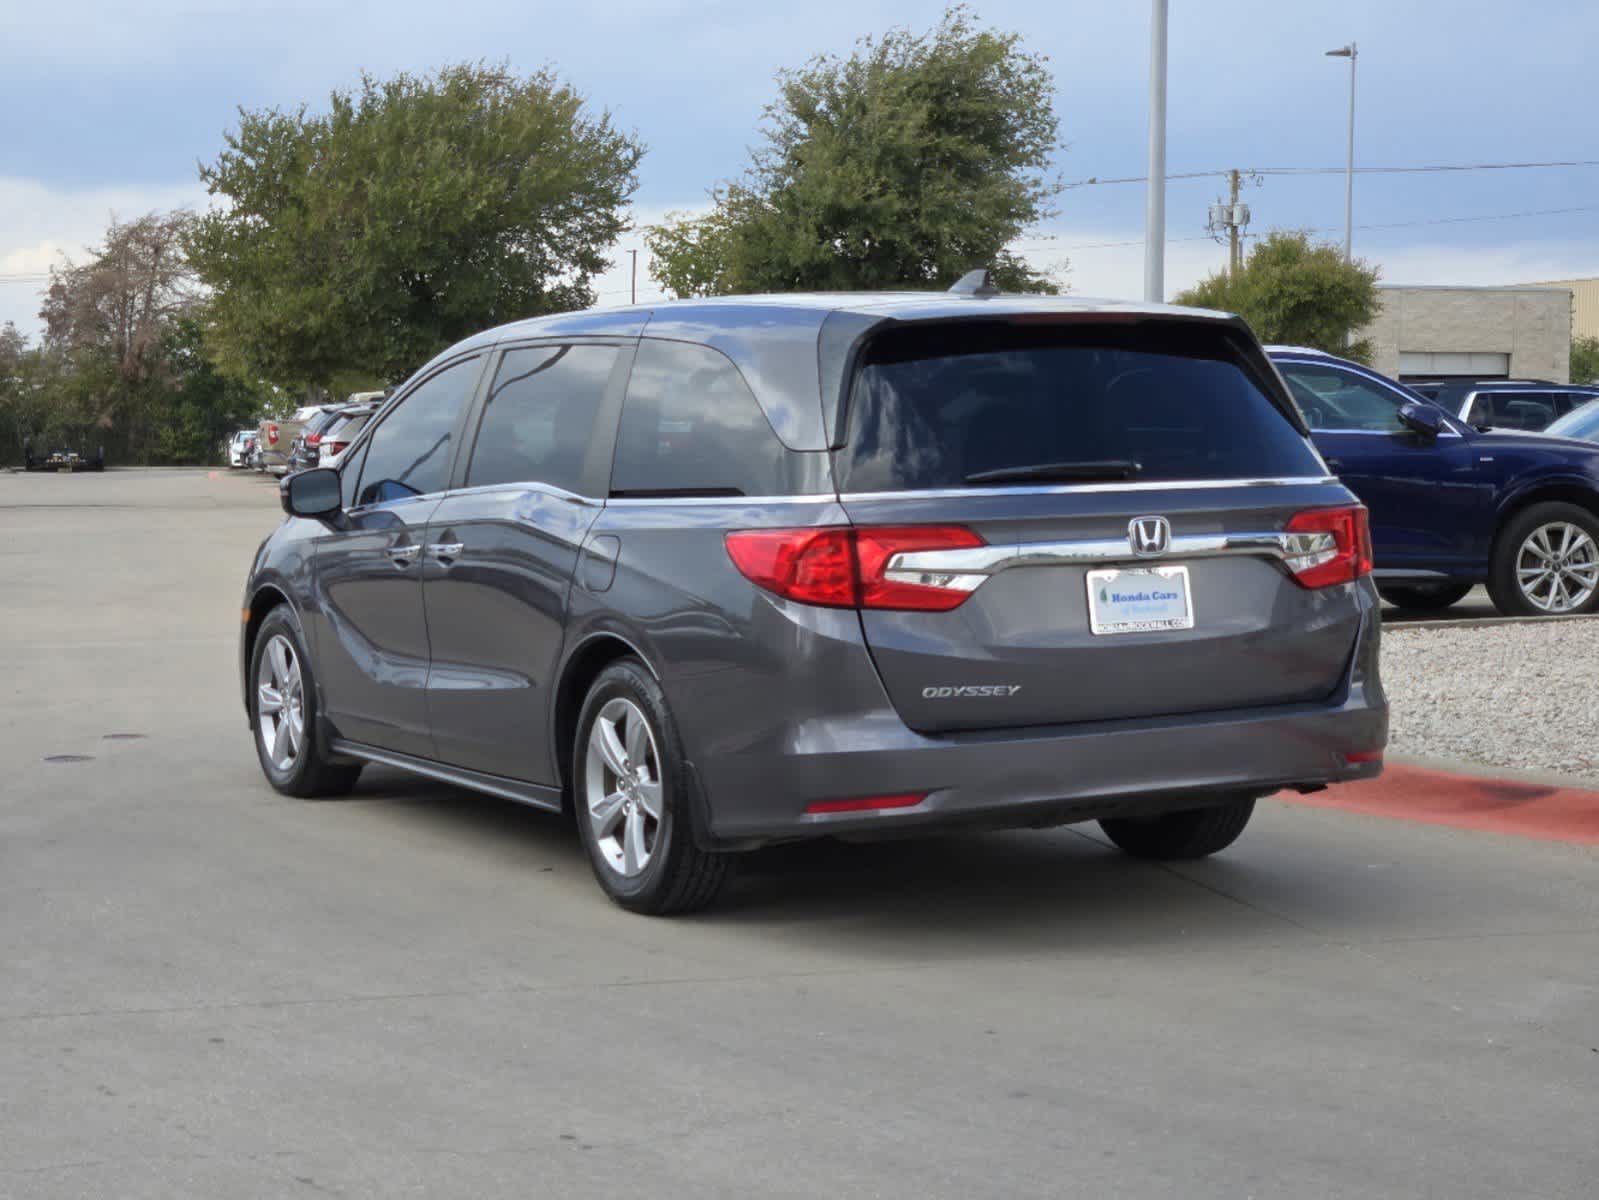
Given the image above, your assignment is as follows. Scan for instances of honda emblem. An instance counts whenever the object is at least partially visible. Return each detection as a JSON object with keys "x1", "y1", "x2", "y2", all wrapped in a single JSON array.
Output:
[{"x1": 1128, "y1": 516, "x2": 1171, "y2": 557}]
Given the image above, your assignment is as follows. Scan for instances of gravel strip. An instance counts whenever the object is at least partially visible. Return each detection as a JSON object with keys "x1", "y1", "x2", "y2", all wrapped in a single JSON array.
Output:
[{"x1": 1382, "y1": 620, "x2": 1599, "y2": 778}]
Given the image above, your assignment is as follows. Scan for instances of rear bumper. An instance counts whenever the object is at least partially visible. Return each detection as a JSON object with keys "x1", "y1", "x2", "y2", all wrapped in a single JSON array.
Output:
[
  {"x1": 699, "y1": 690, "x2": 1385, "y2": 845},
  {"x1": 679, "y1": 596, "x2": 1387, "y2": 849}
]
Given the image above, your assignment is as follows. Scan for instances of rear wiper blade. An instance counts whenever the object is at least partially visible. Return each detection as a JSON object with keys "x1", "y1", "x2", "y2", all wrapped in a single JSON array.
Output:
[{"x1": 964, "y1": 460, "x2": 1141, "y2": 485}]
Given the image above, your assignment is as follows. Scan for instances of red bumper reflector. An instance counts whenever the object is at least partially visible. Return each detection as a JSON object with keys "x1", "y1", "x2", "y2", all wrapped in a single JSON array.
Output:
[
  {"x1": 804, "y1": 792, "x2": 928, "y2": 815},
  {"x1": 1345, "y1": 750, "x2": 1383, "y2": 763}
]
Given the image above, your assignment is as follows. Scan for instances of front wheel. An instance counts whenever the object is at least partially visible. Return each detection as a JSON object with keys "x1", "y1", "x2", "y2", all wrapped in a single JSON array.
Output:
[
  {"x1": 250, "y1": 608, "x2": 362, "y2": 798},
  {"x1": 573, "y1": 660, "x2": 730, "y2": 914},
  {"x1": 1099, "y1": 796, "x2": 1257, "y2": 860},
  {"x1": 1376, "y1": 582, "x2": 1472, "y2": 611},
  {"x1": 1487, "y1": 502, "x2": 1599, "y2": 617}
]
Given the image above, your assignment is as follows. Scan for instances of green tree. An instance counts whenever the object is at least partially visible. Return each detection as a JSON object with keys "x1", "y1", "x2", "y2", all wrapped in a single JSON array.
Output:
[
  {"x1": 1176, "y1": 231, "x2": 1382, "y2": 362},
  {"x1": 145, "y1": 312, "x2": 276, "y2": 462},
  {"x1": 1570, "y1": 334, "x2": 1599, "y2": 384},
  {"x1": 189, "y1": 63, "x2": 643, "y2": 387},
  {"x1": 646, "y1": 6, "x2": 1061, "y2": 297}
]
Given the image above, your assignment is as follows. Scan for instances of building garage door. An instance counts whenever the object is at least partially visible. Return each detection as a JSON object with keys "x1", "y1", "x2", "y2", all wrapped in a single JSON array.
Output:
[{"x1": 1398, "y1": 351, "x2": 1510, "y2": 380}]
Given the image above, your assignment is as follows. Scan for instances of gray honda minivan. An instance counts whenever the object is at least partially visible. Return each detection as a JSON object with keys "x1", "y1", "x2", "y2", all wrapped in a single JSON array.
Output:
[{"x1": 241, "y1": 284, "x2": 1387, "y2": 913}]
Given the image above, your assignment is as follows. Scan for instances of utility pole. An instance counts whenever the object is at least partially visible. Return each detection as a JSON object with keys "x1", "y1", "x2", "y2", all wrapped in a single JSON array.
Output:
[
  {"x1": 1143, "y1": 0, "x2": 1168, "y2": 303},
  {"x1": 1227, "y1": 169, "x2": 1241, "y2": 274},
  {"x1": 1207, "y1": 170, "x2": 1251, "y2": 276},
  {"x1": 628, "y1": 249, "x2": 638, "y2": 305}
]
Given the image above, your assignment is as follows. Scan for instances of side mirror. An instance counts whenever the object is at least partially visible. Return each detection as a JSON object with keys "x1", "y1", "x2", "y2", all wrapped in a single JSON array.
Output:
[
  {"x1": 1398, "y1": 401, "x2": 1445, "y2": 440},
  {"x1": 281, "y1": 467, "x2": 342, "y2": 518}
]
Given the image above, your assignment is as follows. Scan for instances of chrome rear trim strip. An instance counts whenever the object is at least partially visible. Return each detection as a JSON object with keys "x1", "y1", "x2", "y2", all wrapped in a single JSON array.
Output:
[{"x1": 885, "y1": 530, "x2": 1337, "y2": 584}]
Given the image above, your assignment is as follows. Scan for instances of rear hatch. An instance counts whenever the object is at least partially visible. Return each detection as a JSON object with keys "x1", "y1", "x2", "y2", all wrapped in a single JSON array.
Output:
[{"x1": 832, "y1": 317, "x2": 1366, "y2": 734}]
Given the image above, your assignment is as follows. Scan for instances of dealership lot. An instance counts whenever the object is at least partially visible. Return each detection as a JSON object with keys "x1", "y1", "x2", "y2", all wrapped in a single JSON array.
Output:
[{"x1": 3, "y1": 469, "x2": 1597, "y2": 1198}]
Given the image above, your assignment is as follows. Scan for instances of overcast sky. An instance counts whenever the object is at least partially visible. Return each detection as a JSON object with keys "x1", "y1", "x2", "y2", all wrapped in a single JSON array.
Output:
[{"x1": 4, "y1": 0, "x2": 1598, "y2": 335}]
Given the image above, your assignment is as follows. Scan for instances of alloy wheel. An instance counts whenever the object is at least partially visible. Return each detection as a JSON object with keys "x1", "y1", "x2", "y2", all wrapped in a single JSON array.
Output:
[
  {"x1": 256, "y1": 633, "x2": 306, "y2": 771},
  {"x1": 1515, "y1": 521, "x2": 1599, "y2": 613},
  {"x1": 584, "y1": 698, "x2": 663, "y2": 878}
]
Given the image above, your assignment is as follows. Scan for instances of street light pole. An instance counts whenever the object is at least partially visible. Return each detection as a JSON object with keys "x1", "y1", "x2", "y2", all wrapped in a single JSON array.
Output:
[
  {"x1": 1144, "y1": 0, "x2": 1169, "y2": 302},
  {"x1": 1325, "y1": 42, "x2": 1358, "y2": 262}
]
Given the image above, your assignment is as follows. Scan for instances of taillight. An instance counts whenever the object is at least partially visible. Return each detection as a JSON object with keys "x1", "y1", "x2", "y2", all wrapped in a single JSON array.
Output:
[
  {"x1": 724, "y1": 528, "x2": 857, "y2": 607},
  {"x1": 854, "y1": 526, "x2": 986, "y2": 610},
  {"x1": 306, "y1": 433, "x2": 321, "y2": 446},
  {"x1": 724, "y1": 526, "x2": 985, "y2": 611},
  {"x1": 267, "y1": 423, "x2": 279, "y2": 445},
  {"x1": 1284, "y1": 505, "x2": 1372, "y2": 588},
  {"x1": 325, "y1": 441, "x2": 348, "y2": 456}
]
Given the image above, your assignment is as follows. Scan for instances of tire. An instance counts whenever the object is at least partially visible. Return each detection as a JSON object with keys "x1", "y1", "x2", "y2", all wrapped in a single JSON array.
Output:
[
  {"x1": 1099, "y1": 795, "x2": 1257, "y2": 861},
  {"x1": 573, "y1": 659, "x2": 730, "y2": 914},
  {"x1": 1486, "y1": 501, "x2": 1599, "y2": 617},
  {"x1": 249, "y1": 607, "x2": 362, "y2": 798},
  {"x1": 1376, "y1": 582, "x2": 1472, "y2": 611}
]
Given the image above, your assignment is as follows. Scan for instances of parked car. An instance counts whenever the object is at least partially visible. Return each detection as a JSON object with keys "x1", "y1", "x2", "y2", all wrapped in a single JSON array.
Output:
[
  {"x1": 1269, "y1": 346, "x2": 1599, "y2": 616},
  {"x1": 227, "y1": 429, "x2": 257, "y2": 468},
  {"x1": 284, "y1": 393, "x2": 387, "y2": 475},
  {"x1": 1420, "y1": 379, "x2": 1599, "y2": 432},
  {"x1": 241, "y1": 286, "x2": 1386, "y2": 913},
  {"x1": 285, "y1": 408, "x2": 346, "y2": 475},
  {"x1": 257, "y1": 406, "x2": 332, "y2": 476},
  {"x1": 1541, "y1": 398, "x2": 1599, "y2": 444},
  {"x1": 316, "y1": 404, "x2": 379, "y2": 468}
]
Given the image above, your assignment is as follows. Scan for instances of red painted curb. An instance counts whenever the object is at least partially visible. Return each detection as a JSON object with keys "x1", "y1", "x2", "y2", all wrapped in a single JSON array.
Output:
[{"x1": 1278, "y1": 764, "x2": 1599, "y2": 846}]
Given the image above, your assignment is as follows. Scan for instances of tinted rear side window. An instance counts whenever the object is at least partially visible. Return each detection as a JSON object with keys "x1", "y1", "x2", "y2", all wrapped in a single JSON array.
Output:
[
  {"x1": 835, "y1": 322, "x2": 1323, "y2": 493},
  {"x1": 467, "y1": 344, "x2": 620, "y2": 492},
  {"x1": 1474, "y1": 391, "x2": 1557, "y2": 430},
  {"x1": 612, "y1": 339, "x2": 788, "y2": 497}
]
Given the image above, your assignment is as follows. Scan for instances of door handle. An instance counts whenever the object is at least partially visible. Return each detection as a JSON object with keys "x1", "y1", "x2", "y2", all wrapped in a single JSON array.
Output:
[
  {"x1": 427, "y1": 542, "x2": 464, "y2": 567},
  {"x1": 387, "y1": 544, "x2": 422, "y2": 568},
  {"x1": 1325, "y1": 458, "x2": 1345, "y2": 470}
]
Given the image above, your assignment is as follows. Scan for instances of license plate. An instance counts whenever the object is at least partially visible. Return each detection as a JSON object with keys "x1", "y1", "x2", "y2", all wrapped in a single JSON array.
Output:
[{"x1": 1086, "y1": 565, "x2": 1195, "y2": 635}]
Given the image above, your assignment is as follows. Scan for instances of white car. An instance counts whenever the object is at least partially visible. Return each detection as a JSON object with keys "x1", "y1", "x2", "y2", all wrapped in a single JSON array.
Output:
[
  {"x1": 317, "y1": 405, "x2": 380, "y2": 468},
  {"x1": 227, "y1": 429, "x2": 257, "y2": 468}
]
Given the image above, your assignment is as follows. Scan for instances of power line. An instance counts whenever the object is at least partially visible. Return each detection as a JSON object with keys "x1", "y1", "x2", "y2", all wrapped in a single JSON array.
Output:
[
  {"x1": 1064, "y1": 158, "x2": 1599, "y2": 189},
  {"x1": 1016, "y1": 202, "x2": 1599, "y2": 255}
]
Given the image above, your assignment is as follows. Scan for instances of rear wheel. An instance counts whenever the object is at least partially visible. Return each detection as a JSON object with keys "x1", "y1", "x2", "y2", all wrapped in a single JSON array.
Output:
[
  {"x1": 1487, "y1": 502, "x2": 1599, "y2": 617},
  {"x1": 250, "y1": 608, "x2": 362, "y2": 798},
  {"x1": 1376, "y1": 582, "x2": 1472, "y2": 611},
  {"x1": 1099, "y1": 796, "x2": 1257, "y2": 860},
  {"x1": 573, "y1": 660, "x2": 730, "y2": 914}
]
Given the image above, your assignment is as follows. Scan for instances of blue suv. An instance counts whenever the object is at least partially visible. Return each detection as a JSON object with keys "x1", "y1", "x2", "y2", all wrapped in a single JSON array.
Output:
[{"x1": 1270, "y1": 346, "x2": 1599, "y2": 616}]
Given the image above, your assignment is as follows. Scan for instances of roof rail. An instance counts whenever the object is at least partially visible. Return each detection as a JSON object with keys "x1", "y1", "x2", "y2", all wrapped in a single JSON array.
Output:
[{"x1": 948, "y1": 269, "x2": 1001, "y2": 298}]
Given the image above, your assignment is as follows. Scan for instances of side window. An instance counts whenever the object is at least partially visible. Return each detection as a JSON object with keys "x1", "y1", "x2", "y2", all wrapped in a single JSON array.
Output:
[
  {"x1": 465, "y1": 344, "x2": 620, "y2": 492},
  {"x1": 1477, "y1": 391, "x2": 1554, "y2": 430},
  {"x1": 1279, "y1": 363, "x2": 1406, "y2": 432},
  {"x1": 612, "y1": 339, "x2": 787, "y2": 497},
  {"x1": 354, "y1": 357, "x2": 480, "y2": 507}
]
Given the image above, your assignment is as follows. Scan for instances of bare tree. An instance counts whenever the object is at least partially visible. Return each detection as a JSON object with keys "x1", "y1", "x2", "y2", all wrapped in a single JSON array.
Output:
[{"x1": 41, "y1": 211, "x2": 199, "y2": 386}]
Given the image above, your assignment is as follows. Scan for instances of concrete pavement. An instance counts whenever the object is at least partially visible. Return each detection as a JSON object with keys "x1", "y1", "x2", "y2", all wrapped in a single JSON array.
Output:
[{"x1": 2, "y1": 468, "x2": 1596, "y2": 1198}]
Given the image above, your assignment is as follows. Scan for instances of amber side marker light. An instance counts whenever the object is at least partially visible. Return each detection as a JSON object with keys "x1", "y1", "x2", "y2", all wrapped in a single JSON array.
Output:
[{"x1": 805, "y1": 793, "x2": 928, "y2": 815}]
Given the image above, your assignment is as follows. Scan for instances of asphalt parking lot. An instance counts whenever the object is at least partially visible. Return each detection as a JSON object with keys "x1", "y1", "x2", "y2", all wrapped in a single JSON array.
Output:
[{"x1": 3, "y1": 468, "x2": 1597, "y2": 1199}]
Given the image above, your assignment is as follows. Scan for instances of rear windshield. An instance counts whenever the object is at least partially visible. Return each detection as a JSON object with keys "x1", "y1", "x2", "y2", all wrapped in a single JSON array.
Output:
[{"x1": 835, "y1": 322, "x2": 1323, "y2": 493}]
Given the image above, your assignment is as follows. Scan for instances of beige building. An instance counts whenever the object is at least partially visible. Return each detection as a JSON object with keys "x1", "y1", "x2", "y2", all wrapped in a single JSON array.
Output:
[
  {"x1": 1357, "y1": 284, "x2": 1572, "y2": 383},
  {"x1": 1524, "y1": 276, "x2": 1599, "y2": 340}
]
